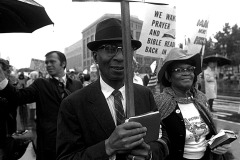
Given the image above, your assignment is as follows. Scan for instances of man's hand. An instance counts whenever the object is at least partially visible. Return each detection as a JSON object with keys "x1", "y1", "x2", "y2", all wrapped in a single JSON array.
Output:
[
  {"x1": 105, "y1": 122, "x2": 147, "y2": 156},
  {"x1": 127, "y1": 142, "x2": 151, "y2": 160},
  {"x1": 211, "y1": 143, "x2": 231, "y2": 155},
  {"x1": 0, "y1": 64, "x2": 6, "y2": 82}
]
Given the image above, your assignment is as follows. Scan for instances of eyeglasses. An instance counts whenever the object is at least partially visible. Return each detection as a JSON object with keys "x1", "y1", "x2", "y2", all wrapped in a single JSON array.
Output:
[
  {"x1": 172, "y1": 66, "x2": 196, "y2": 74},
  {"x1": 97, "y1": 44, "x2": 136, "y2": 57}
]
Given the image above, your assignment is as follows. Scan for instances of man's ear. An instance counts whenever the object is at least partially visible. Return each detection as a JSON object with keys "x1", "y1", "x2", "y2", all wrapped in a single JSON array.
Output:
[
  {"x1": 92, "y1": 51, "x2": 98, "y2": 64},
  {"x1": 61, "y1": 61, "x2": 66, "y2": 69}
]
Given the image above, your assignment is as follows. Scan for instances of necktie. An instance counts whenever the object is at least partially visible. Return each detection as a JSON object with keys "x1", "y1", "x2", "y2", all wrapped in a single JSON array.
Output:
[
  {"x1": 59, "y1": 77, "x2": 65, "y2": 87},
  {"x1": 112, "y1": 90, "x2": 125, "y2": 125},
  {"x1": 58, "y1": 78, "x2": 70, "y2": 99}
]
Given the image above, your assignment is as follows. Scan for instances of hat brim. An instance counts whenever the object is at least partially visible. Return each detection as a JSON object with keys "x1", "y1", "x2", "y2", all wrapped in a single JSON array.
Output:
[
  {"x1": 158, "y1": 53, "x2": 202, "y2": 83},
  {"x1": 87, "y1": 38, "x2": 142, "y2": 51}
]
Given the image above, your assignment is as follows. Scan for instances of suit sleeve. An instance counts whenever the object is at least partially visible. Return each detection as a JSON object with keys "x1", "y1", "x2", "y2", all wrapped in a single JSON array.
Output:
[
  {"x1": 0, "y1": 79, "x2": 38, "y2": 105},
  {"x1": 148, "y1": 90, "x2": 170, "y2": 159},
  {"x1": 56, "y1": 98, "x2": 110, "y2": 160}
]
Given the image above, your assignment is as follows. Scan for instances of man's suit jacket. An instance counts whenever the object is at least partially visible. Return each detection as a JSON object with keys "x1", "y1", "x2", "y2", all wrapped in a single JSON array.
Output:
[
  {"x1": 56, "y1": 79, "x2": 169, "y2": 160},
  {"x1": 0, "y1": 77, "x2": 83, "y2": 160}
]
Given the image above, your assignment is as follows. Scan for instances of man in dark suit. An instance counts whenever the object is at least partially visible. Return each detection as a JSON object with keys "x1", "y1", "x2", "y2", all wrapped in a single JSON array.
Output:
[
  {"x1": 0, "y1": 51, "x2": 83, "y2": 160},
  {"x1": 56, "y1": 18, "x2": 169, "y2": 160}
]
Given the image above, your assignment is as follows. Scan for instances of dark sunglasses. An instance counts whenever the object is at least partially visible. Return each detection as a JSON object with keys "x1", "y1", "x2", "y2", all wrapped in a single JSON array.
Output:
[
  {"x1": 172, "y1": 66, "x2": 196, "y2": 74},
  {"x1": 97, "y1": 44, "x2": 136, "y2": 56}
]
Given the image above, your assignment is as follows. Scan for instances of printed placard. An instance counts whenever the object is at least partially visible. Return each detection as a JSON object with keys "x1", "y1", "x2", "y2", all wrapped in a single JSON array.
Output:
[
  {"x1": 137, "y1": 5, "x2": 176, "y2": 59},
  {"x1": 30, "y1": 58, "x2": 46, "y2": 73},
  {"x1": 185, "y1": 15, "x2": 209, "y2": 55}
]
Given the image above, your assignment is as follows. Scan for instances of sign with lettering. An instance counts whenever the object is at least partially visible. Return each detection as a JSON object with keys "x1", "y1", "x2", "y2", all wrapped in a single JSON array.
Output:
[
  {"x1": 29, "y1": 58, "x2": 46, "y2": 74},
  {"x1": 137, "y1": 5, "x2": 176, "y2": 59},
  {"x1": 184, "y1": 15, "x2": 209, "y2": 55}
]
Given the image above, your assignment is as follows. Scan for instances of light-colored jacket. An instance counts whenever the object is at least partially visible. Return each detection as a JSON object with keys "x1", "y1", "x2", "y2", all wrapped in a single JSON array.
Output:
[{"x1": 204, "y1": 66, "x2": 217, "y2": 99}]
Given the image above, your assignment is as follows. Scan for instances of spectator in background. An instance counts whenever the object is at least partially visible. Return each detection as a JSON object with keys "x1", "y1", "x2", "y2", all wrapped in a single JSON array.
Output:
[
  {"x1": 26, "y1": 71, "x2": 39, "y2": 128},
  {"x1": 78, "y1": 72, "x2": 84, "y2": 84},
  {"x1": 83, "y1": 73, "x2": 91, "y2": 87},
  {"x1": 133, "y1": 57, "x2": 143, "y2": 85},
  {"x1": 17, "y1": 72, "x2": 27, "y2": 89},
  {"x1": 204, "y1": 62, "x2": 217, "y2": 112},
  {"x1": 38, "y1": 71, "x2": 44, "y2": 78},
  {"x1": 89, "y1": 63, "x2": 99, "y2": 83},
  {"x1": 17, "y1": 72, "x2": 28, "y2": 131},
  {"x1": 68, "y1": 69, "x2": 76, "y2": 80}
]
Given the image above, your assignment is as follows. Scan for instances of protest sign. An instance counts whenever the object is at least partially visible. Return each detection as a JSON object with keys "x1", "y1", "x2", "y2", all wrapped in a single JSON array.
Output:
[
  {"x1": 137, "y1": 5, "x2": 176, "y2": 59},
  {"x1": 29, "y1": 58, "x2": 46, "y2": 74},
  {"x1": 184, "y1": 15, "x2": 209, "y2": 56}
]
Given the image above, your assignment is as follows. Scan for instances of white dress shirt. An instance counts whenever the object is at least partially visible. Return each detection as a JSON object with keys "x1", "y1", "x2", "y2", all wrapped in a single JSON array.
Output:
[{"x1": 100, "y1": 76, "x2": 125, "y2": 126}]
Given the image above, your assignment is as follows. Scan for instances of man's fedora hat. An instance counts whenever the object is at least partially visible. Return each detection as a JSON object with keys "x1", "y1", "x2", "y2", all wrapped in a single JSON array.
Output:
[
  {"x1": 87, "y1": 18, "x2": 142, "y2": 51},
  {"x1": 158, "y1": 47, "x2": 202, "y2": 85}
]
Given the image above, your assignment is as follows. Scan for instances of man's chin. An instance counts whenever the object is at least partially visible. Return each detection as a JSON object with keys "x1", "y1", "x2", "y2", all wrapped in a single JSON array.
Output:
[
  {"x1": 48, "y1": 72, "x2": 56, "y2": 77},
  {"x1": 111, "y1": 77, "x2": 124, "y2": 81}
]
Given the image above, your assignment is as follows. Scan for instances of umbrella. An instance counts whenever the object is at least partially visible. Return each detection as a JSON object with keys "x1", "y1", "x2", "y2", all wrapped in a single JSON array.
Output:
[
  {"x1": 0, "y1": 0, "x2": 53, "y2": 33},
  {"x1": 203, "y1": 54, "x2": 231, "y2": 66},
  {"x1": 17, "y1": 67, "x2": 34, "y2": 73}
]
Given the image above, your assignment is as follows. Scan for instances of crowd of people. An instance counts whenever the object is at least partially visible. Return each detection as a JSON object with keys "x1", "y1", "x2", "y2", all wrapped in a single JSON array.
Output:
[{"x1": 0, "y1": 18, "x2": 231, "y2": 160}]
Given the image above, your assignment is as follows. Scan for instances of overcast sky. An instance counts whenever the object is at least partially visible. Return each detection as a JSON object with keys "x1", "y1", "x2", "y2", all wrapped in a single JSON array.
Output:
[{"x1": 0, "y1": 0, "x2": 239, "y2": 69}]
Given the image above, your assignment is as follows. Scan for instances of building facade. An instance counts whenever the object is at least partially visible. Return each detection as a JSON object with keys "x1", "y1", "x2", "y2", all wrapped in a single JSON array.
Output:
[{"x1": 64, "y1": 39, "x2": 83, "y2": 72}]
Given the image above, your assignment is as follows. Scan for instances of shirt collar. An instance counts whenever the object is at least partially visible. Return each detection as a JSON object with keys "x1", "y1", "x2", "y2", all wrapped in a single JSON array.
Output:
[
  {"x1": 100, "y1": 75, "x2": 125, "y2": 100},
  {"x1": 52, "y1": 74, "x2": 67, "y2": 85}
]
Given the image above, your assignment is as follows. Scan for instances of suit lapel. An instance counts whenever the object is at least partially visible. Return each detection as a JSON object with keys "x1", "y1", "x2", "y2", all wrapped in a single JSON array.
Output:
[
  {"x1": 88, "y1": 80, "x2": 116, "y2": 136},
  {"x1": 48, "y1": 78, "x2": 63, "y2": 101}
]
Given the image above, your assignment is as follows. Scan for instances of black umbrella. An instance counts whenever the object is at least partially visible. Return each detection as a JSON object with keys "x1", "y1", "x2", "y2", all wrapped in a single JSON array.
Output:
[
  {"x1": 0, "y1": 0, "x2": 53, "y2": 33},
  {"x1": 203, "y1": 54, "x2": 231, "y2": 66},
  {"x1": 17, "y1": 67, "x2": 34, "y2": 73}
]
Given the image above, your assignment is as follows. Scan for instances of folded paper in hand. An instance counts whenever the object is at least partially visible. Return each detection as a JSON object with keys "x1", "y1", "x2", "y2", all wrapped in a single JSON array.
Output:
[
  {"x1": 208, "y1": 129, "x2": 238, "y2": 149},
  {"x1": 127, "y1": 111, "x2": 160, "y2": 143}
]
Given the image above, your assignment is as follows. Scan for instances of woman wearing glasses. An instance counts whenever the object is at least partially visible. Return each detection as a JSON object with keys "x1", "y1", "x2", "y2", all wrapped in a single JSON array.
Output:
[{"x1": 154, "y1": 48, "x2": 230, "y2": 160}]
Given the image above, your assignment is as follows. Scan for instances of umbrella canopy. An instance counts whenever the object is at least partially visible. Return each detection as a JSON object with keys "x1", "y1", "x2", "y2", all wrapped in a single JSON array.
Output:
[
  {"x1": 0, "y1": 0, "x2": 53, "y2": 33},
  {"x1": 203, "y1": 54, "x2": 231, "y2": 66},
  {"x1": 17, "y1": 67, "x2": 34, "y2": 73}
]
